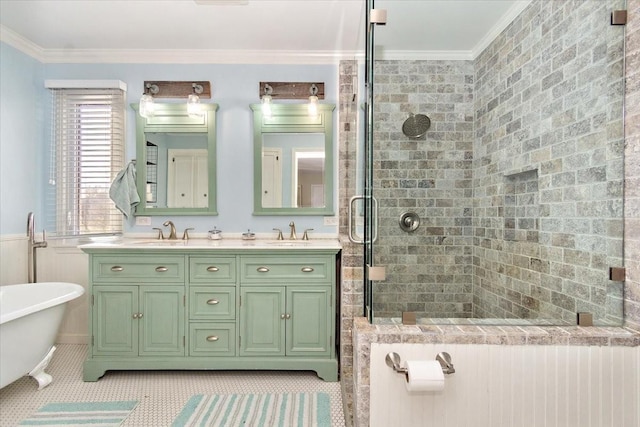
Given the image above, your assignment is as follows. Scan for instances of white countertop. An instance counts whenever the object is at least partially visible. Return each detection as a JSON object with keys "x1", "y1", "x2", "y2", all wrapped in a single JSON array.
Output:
[{"x1": 78, "y1": 237, "x2": 342, "y2": 251}]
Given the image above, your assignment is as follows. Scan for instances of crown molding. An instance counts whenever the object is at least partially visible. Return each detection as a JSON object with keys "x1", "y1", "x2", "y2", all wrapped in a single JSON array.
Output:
[
  {"x1": 0, "y1": 37, "x2": 364, "y2": 65},
  {"x1": 0, "y1": 25, "x2": 45, "y2": 62},
  {"x1": 471, "y1": 0, "x2": 532, "y2": 59}
]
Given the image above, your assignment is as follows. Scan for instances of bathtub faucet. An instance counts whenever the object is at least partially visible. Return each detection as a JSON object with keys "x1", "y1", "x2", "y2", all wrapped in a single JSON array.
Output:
[{"x1": 27, "y1": 212, "x2": 47, "y2": 283}]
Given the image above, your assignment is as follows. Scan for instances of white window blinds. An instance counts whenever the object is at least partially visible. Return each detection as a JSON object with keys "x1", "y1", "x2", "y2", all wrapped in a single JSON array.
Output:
[{"x1": 49, "y1": 87, "x2": 125, "y2": 236}]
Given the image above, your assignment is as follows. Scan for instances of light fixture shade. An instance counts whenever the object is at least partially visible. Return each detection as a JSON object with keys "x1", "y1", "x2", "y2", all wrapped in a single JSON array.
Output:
[
  {"x1": 261, "y1": 94, "x2": 272, "y2": 118},
  {"x1": 308, "y1": 95, "x2": 319, "y2": 117},
  {"x1": 139, "y1": 93, "x2": 155, "y2": 118},
  {"x1": 187, "y1": 93, "x2": 202, "y2": 118}
]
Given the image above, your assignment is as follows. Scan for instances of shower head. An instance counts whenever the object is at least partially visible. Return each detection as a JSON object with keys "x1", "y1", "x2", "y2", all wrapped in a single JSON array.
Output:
[{"x1": 402, "y1": 113, "x2": 431, "y2": 138}]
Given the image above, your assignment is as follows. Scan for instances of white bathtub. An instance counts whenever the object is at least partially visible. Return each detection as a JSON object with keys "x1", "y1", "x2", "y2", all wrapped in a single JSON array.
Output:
[{"x1": 0, "y1": 282, "x2": 84, "y2": 390}]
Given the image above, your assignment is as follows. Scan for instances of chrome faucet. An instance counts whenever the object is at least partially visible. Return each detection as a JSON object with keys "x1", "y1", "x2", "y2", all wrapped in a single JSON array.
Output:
[
  {"x1": 27, "y1": 212, "x2": 47, "y2": 283},
  {"x1": 163, "y1": 220, "x2": 178, "y2": 240},
  {"x1": 289, "y1": 221, "x2": 297, "y2": 240}
]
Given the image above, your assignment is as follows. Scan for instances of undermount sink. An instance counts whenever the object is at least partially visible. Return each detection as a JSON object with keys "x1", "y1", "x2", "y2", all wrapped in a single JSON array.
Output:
[
  {"x1": 266, "y1": 241, "x2": 310, "y2": 247},
  {"x1": 132, "y1": 240, "x2": 186, "y2": 246}
]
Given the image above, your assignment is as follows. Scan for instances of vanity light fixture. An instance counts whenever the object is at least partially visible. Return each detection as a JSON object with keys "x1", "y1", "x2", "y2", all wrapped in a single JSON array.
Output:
[
  {"x1": 258, "y1": 82, "x2": 325, "y2": 110},
  {"x1": 308, "y1": 84, "x2": 319, "y2": 117},
  {"x1": 138, "y1": 81, "x2": 211, "y2": 119},
  {"x1": 187, "y1": 83, "x2": 204, "y2": 118},
  {"x1": 139, "y1": 83, "x2": 159, "y2": 119},
  {"x1": 261, "y1": 84, "x2": 273, "y2": 118}
]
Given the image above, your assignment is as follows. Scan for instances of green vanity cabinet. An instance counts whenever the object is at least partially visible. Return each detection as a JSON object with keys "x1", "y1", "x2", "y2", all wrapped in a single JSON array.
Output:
[{"x1": 82, "y1": 246, "x2": 339, "y2": 382}]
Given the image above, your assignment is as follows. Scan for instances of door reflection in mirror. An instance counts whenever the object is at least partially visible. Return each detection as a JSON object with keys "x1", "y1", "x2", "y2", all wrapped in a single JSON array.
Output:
[
  {"x1": 262, "y1": 133, "x2": 325, "y2": 209},
  {"x1": 145, "y1": 132, "x2": 208, "y2": 209}
]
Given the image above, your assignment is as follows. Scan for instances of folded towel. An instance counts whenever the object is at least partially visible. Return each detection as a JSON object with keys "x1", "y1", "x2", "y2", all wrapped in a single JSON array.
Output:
[{"x1": 109, "y1": 161, "x2": 141, "y2": 219}]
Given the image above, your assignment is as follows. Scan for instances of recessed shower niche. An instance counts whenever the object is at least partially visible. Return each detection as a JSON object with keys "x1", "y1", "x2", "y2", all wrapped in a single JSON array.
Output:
[{"x1": 503, "y1": 169, "x2": 539, "y2": 243}]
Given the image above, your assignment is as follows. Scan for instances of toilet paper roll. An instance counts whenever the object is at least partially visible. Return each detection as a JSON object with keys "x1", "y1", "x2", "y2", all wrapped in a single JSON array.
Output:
[{"x1": 404, "y1": 360, "x2": 445, "y2": 392}]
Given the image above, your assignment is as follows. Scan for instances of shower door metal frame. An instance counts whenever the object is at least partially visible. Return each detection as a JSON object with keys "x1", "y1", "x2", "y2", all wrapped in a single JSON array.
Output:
[{"x1": 363, "y1": 0, "x2": 377, "y2": 322}]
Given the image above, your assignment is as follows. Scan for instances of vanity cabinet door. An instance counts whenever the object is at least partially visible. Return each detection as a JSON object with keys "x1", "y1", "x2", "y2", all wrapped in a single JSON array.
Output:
[
  {"x1": 286, "y1": 286, "x2": 331, "y2": 357},
  {"x1": 239, "y1": 287, "x2": 285, "y2": 356},
  {"x1": 93, "y1": 285, "x2": 184, "y2": 357},
  {"x1": 139, "y1": 286, "x2": 185, "y2": 356},
  {"x1": 239, "y1": 285, "x2": 331, "y2": 358},
  {"x1": 93, "y1": 286, "x2": 138, "y2": 356}
]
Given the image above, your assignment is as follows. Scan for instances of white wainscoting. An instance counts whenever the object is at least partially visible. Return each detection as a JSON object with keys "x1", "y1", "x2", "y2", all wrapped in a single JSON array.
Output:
[
  {"x1": 0, "y1": 235, "x2": 28, "y2": 284},
  {"x1": 0, "y1": 236, "x2": 89, "y2": 344},
  {"x1": 370, "y1": 343, "x2": 640, "y2": 427}
]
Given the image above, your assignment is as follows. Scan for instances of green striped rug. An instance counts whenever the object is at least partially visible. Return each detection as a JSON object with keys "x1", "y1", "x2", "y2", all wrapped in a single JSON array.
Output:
[
  {"x1": 19, "y1": 401, "x2": 138, "y2": 426},
  {"x1": 172, "y1": 392, "x2": 331, "y2": 427}
]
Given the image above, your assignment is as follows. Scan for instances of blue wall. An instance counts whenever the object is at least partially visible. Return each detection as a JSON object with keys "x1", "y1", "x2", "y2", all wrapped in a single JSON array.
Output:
[
  {"x1": 0, "y1": 42, "x2": 339, "y2": 236},
  {"x1": 0, "y1": 43, "x2": 46, "y2": 235}
]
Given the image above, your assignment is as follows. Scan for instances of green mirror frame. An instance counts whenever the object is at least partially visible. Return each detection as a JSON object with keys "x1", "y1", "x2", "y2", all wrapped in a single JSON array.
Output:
[
  {"x1": 132, "y1": 102, "x2": 219, "y2": 216},
  {"x1": 251, "y1": 103, "x2": 336, "y2": 216}
]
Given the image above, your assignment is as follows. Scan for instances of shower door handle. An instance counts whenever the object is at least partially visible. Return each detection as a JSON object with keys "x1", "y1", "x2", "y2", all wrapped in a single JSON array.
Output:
[{"x1": 348, "y1": 195, "x2": 378, "y2": 244}]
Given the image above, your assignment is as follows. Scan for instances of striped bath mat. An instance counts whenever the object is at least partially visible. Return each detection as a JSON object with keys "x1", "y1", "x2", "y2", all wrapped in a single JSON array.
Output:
[
  {"x1": 172, "y1": 392, "x2": 331, "y2": 427},
  {"x1": 19, "y1": 401, "x2": 138, "y2": 426}
]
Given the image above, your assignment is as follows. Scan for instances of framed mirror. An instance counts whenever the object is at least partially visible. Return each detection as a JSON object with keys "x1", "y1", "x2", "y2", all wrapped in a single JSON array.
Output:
[
  {"x1": 132, "y1": 102, "x2": 218, "y2": 216},
  {"x1": 251, "y1": 103, "x2": 335, "y2": 215}
]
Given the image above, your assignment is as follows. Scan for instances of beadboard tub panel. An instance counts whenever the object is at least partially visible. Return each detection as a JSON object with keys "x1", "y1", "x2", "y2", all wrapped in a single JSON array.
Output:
[{"x1": 370, "y1": 343, "x2": 640, "y2": 427}]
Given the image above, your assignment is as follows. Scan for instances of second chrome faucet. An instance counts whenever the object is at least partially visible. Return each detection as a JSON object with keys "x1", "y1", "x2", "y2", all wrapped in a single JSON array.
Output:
[{"x1": 273, "y1": 221, "x2": 313, "y2": 241}]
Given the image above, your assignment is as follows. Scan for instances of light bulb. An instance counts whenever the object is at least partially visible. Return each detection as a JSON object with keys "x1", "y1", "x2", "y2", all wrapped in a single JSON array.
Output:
[
  {"x1": 187, "y1": 93, "x2": 202, "y2": 118},
  {"x1": 262, "y1": 94, "x2": 272, "y2": 118},
  {"x1": 139, "y1": 93, "x2": 155, "y2": 118},
  {"x1": 308, "y1": 95, "x2": 319, "y2": 117}
]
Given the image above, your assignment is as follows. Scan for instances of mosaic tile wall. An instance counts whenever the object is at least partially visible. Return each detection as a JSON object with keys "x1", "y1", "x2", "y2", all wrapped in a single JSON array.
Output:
[
  {"x1": 473, "y1": 0, "x2": 626, "y2": 324},
  {"x1": 625, "y1": 0, "x2": 640, "y2": 331},
  {"x1": 370, "y1": 60, "x2": 476, "y2": 319}
]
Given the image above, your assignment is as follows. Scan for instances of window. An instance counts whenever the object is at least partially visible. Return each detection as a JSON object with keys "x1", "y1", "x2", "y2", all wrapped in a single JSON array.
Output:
[{"x1": 47, "y1": 83, "x2": 126, "y2": 236}]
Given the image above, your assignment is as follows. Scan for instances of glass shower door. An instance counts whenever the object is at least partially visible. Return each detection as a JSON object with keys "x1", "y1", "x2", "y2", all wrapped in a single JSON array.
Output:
[{"x1": 359, "y1": 0, "x2": 627, "y2": 326}]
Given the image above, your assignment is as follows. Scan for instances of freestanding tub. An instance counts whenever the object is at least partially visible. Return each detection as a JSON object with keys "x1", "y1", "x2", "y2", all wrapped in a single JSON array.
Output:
[{"x1": 0, "y1": 282, "x2": 84, "y2": 390}]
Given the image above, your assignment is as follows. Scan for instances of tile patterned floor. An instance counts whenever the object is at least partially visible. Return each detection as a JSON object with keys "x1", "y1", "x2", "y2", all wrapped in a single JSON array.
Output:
[{"x1": 0, "y1": 344, "x2": 346, "y2": 426}]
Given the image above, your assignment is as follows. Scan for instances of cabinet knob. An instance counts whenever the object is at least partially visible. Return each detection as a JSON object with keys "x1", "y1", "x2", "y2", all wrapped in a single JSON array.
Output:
[
  {"x1": 301, "y1": 267, "x2": 314, "y2": 273},
  {"x1": 111, "y1": 266, "x2": 124, "y2": 272},
  {"x1": 206, "y1": 299, "x2": 219, "y2": 305},
  {"x1": 285, "y1": 313, "x2": 291, "y2": 319},
  {"x1": 206, "y1": 266, "x2": 219, "y2": 272},
  {"x1": 206, "y1": 335, "x2": 219, "y2": 342},
  {"x1": 138, "y1": 313, "x2": 143, "y2": 319},
  {"x1": 132, "y1": 313, "x2": 138, "y2": 319},
  {"x1": 281, "y1": 314, "x2": 286, "y2": 319},
  {"x1": 257, "y1": 267, "x2": 270, "y2": 273},
  {"x1": 155, "y1": 266, "x2": 168, "y2": 272}
]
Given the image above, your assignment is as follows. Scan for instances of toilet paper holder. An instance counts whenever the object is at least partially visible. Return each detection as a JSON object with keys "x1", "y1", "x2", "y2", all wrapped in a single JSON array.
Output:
[{"x1": 385, "y1": 352, "x2": 455, "y2": 375}]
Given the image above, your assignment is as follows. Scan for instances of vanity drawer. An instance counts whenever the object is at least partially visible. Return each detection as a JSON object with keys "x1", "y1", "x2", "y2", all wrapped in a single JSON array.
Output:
[
  {"x1": 189, "y1": 286, "x2": 236, "y2": 320},
  {"x1": 92, "y1": 256, "x2": 185, "y2": 283},
  {"x1": 240, "y1": 256, "x2": 332, "y2": 284},
  {"x1": 189, "y1": 323, "x2": 236, "y2": 356},
  {"x1": 189, "y1": 257, "x2": 236, "y2": 283}
]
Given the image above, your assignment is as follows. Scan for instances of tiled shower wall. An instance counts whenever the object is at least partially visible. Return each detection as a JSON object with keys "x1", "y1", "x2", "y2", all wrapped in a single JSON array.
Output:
[
  {"x1": 371, "y1": 61, "x2": 476, "y2": 319},
  {"x1": 473, "y1": 0, "x2": 626, "y2": 324}
]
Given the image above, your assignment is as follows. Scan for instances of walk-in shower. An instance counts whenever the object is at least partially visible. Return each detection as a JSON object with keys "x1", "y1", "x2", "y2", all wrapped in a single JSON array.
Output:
[{"x1": 354, "y1": 0, "x2": 627, "y2": 326}]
